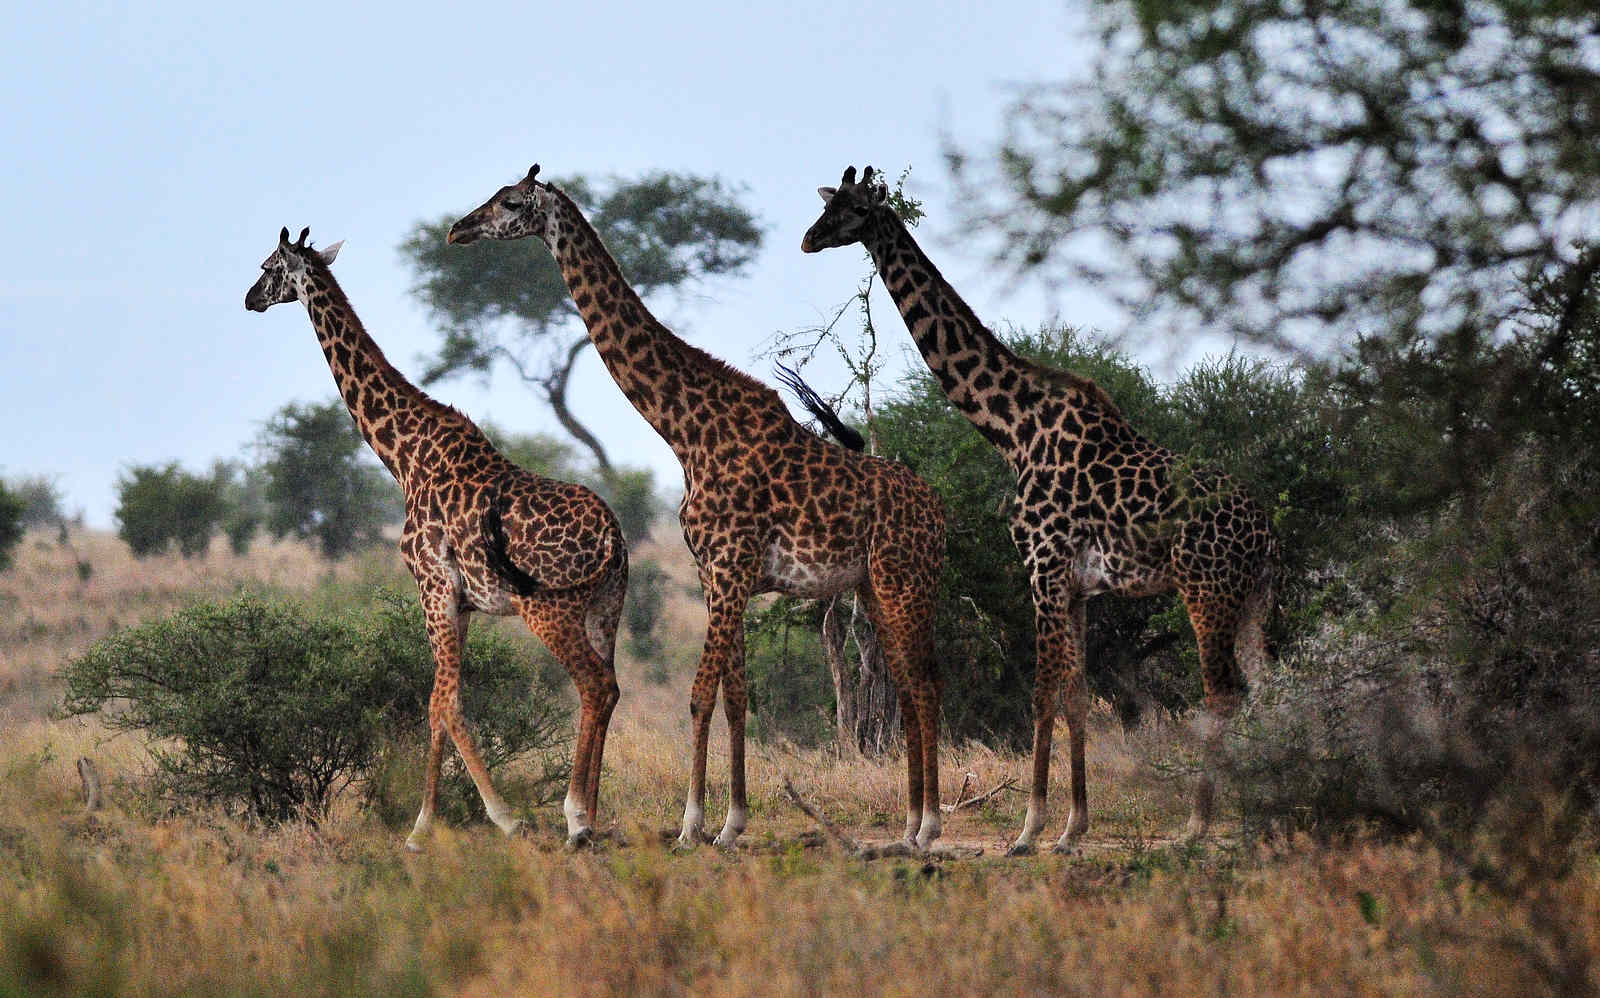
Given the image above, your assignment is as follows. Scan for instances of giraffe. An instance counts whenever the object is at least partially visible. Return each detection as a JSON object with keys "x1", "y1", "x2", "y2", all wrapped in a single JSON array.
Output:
[
  {"x1": 245, "y1": 227, "x2": 628, "y2": 850},
  {"x1": 447, "y1": 166, "x2": 949, "y2": 850},
  {"x1": 802, "y1": 167, "x2": 1278, "y2": 852}
]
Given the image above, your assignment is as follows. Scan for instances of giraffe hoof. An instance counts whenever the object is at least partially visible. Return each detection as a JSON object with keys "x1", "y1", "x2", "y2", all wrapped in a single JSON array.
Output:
[
  {"x1": 1050, "y1": 841, "x2": 1081, "y2": 856},
  {"x1": 1005, "y1": 842, "x2": 1036, "y2": 858},
  {"x1": 403, "y1": 838, "x2": 425, "y2": 854},
  {"x1": 505, "y1": 818, "x2": 531, "y2": 840}
]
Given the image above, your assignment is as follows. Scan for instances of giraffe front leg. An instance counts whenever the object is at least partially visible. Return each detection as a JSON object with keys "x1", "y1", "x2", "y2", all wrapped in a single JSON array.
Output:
[
  {"x1": 678, "y1": 677, "x2": 716, "y2": 848},
  {"x1": 423, "y1": 603, "x2": 523, "y2": 840},
  {"x1": 898, "y1": 688, "x2": 925, "y2": 847},
  {"x1": 713, "y1": 660, "x2": 748, "y2": 848},
  {"x1": 405, "y1": 721, "x2": 448, "y2": 852},
  {"x1": 1051, "y1": 598, "x2": 1091, "y2": 853}
]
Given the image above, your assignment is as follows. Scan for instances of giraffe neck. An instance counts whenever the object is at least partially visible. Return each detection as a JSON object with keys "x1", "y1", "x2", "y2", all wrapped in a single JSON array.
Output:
[
  {"x1": 542, "y1": 187, "x2": 749, "y2": 454},
  {"x1": 299, "y1": 262, "x2": 446, "y2": 485},
  {"x1": 859, "y1": 210, "x2": 1097, "y2": 468}
]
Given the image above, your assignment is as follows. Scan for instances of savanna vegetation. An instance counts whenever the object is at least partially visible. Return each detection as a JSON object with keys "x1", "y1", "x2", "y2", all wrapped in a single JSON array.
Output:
[{"x1": 6, "y1": 0, "x2": 1600, "y2": 992}]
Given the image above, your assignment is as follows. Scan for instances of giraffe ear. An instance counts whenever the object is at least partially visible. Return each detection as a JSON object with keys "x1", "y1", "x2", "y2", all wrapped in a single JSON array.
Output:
[
  {"x1": 817, "y1": 186, "x2": 838, "y2": 204},
  {"x1": 319, "y1": 241, "x2": 344, "y2": 265}
]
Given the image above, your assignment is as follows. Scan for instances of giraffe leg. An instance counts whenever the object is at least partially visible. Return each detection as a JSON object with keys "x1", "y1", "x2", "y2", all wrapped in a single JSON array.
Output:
[
  {"x1": 897, "y1": 687, "x2": 925, "y2": 846},
  {"x1": 405, "y1": 722, "x2": 449, "y2": 852},
  {"x1": 406, "y1": 606, "x2": 467, "y2": 851},
  {"x1": 1011, "y1": 591, "x2": 1086, "y2": 856},
  {"x1": 713, "y1": 654, "x2": 749, "y2": 848},
  {"x1": 583, "y1": 662, "x2": 620, "y2": 828},
  {"x1": 1181, "y1": 591, "x2": 1247, "y2": 841},
  {"x1": 418, "y1": 602, "x2": 523, "y2": 840},
  {"x1": 865, "y1": 571, "x2": 942, "y2": 851},
  {"x1": 1051, "y1": 596, "x2": 1090, "y2": 852},
  {"x1": 522, "y1": 602, "x2": 611, "y2": 846},
  {"x1": 582, "y1": 566, "x2": 626, "y2": 827},
  {"x1": 680, "y1": 578, "x2": 752, "y2": 849}
]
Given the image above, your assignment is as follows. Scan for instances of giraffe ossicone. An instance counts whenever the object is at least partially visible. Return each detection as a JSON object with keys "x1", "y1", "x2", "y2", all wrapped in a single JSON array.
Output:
[
  {"x1": 449, "y1": 165, "x2": 951, "y2": 852},
  {"x1": 804, "y1": 166, "x2": 1279, "y2": 849},
  {"x1": 245, "y1": 227, "x2": 630, "y2": 851}
]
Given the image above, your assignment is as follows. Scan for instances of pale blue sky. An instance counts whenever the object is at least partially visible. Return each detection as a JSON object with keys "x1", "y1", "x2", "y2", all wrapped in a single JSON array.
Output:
[{"x1": 3, "y1": 0, "x2": 1151, "y2": 527}]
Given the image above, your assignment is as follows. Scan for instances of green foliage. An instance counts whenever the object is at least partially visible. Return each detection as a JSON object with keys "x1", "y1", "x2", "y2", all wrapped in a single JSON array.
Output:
[
  {"x1": 214, "y1": 459, "x2": 268, "y2": 556},
  {"x1": 745, "y1": 598, "x2": 837, "y2": 747},
  {"x1": 113, "y1": 462, "x2": 229, "y2": 558},
  {"x1": 0, "y1": 480, "x2": 24, "y2": 572},
  {"x1": 58, "y1": 592, "x2": 570, "y2": 823},
  {"x1": 257, "y1": 399, "x2": 401, "y2": 559},
  {"x1": 959, "y1": 0, "x2": 1600, "y2": 517},
  {"x1": 625, "y1": 559, "x2": 669, "y2": 678},
  {"x1": 4, "y1": 474, "x2": 66, "y2": 527},
  {"x1": 594, "y1": 466, "x2": 663, "y2": 544}
]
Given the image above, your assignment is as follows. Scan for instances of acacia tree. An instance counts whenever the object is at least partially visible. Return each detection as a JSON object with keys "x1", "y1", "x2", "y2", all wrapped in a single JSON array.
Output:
[
  {"x1": 401, "y1": 171, "x2": 762, "y2": 476},
  {"x1": 257, "y1": 400, "x2": 401, "y2": 559},
  {"x1": 956, "y1": 0, "x2": 1600, "y2": 510}
]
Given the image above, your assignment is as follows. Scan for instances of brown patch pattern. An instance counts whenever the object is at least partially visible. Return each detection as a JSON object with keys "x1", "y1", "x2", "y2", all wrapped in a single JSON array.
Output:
[
  {"x1": 245, "y1": 229, "x2": 627, "y2": 849},
  {"x1": 803, "y1": 168, "x2": 1279, "y2": 851},
  {"x1": 449, "y1": 170, "x2": 950, "y2": 849}
]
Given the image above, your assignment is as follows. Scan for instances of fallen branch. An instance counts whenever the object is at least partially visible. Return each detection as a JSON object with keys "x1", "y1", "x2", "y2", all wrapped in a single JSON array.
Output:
[
  {"x1": 779, "y1": 776, "x2": 984, "y2": 861},
  {"x1": 940, "y1": 775, "x2": 1019, "y2": 813},
  {"x1": 779, "y1": 776, "x2": 860, "y2": 853},
  {"x1": 77, "y1": 757, "x2": 102, "y2": 812}
]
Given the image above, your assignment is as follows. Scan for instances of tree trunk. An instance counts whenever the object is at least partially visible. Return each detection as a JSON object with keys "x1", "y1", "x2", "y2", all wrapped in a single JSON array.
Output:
[
  {"x1": 540, "y1": 335, "x2": 615, "y2": 477},
  {"x1": 822, "y1": 593, "x2": 900, "y2": 756}
]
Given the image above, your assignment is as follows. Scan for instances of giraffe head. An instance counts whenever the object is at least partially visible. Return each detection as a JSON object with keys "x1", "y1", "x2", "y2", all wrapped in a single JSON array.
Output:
[
  {"x1": 244, "y1": 227, "x2": 344, "y2": 311},
  {"x1": 800, "y1": 165, "x2": 888, "y2": 253},
  {"x1": 446, "y1": 164, "x2": 562, "y2": 246}
]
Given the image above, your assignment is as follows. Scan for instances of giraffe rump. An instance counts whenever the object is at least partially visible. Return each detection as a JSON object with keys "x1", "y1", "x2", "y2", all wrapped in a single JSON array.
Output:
[
  {"x1": 773, "y1": 363, "x2": 866, "y2": 452},
  {"x1": 482, "y1": 477, "x2": 553, "y2": 596}
]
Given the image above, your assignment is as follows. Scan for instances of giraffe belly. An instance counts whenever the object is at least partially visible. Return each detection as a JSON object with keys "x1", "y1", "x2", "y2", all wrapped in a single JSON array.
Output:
[{"x1": 760, "y1": 540, "x2": 865, "y2": 599}]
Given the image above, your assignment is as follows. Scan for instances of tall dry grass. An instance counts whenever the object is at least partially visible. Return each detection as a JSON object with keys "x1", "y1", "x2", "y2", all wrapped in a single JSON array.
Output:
[{"x1": 2, "y1": 526, "x2": 1596, "y2": 996}]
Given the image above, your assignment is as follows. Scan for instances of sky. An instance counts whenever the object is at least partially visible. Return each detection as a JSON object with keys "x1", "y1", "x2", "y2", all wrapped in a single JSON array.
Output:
[{"x1": 3, "y1": 0, "x2": 1161, "y2": 528}]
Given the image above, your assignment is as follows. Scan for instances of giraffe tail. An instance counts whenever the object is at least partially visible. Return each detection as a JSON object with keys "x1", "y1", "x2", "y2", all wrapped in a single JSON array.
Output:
[
  {"x1": 482, "y1": 477, "x2": 552, "y2": 597},
  {"x1": 774, "y1": 362, "x2": 866, "y2": 452}
]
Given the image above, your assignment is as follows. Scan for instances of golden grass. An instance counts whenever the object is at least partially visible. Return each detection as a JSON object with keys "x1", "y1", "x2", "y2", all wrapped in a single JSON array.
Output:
[{"x1": 3, "y1": 527, "x2": 1597, "y2": 996}]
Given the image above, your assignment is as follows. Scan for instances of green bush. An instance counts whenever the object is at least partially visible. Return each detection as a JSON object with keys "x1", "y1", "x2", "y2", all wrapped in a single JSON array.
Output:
[
  {"x1": 59, "y1": 592, "x2": 570, "y2": 823},
  {"x1": 0, "y1": 481, "x2": 22, "y2": 572},
  {"x1": 258, "y1": 400, "x2": 402, "y2": 560},
  {"x1": 625, "y1": 558, "x2": 668, "y2": 673},
  {"x1": 113, "y1": 462, "x2": 229, "y2": 558}
]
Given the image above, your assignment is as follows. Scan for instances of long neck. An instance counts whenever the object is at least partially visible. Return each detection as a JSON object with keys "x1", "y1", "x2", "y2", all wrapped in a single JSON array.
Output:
[
  {"x1": 299, "y1": 263, "x2": 446, "y2": 485},
  {"x1": 543, "y1": 188, "x2": 751, "y2": 452},
  {"x1": 859, "y1": 210, "x2": 1094, "y2": 468}
]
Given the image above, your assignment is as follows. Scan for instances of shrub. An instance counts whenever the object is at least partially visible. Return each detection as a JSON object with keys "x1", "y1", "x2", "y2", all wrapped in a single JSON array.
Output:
[
  {"x1": 59, "y1": 592, "x2": 571, "y2": 823},
  {"x1": 624, "y1": 558, "x2": 668, "y2": 671},
  {"x1": 1225, "y1": 447, "x2": 1600, "y2": 844},
  {"x1": 258, "y1": 400, "x2": 401, "y2": 559},
  {"x1": 114, "y1": 462, "x2": 229, "y2": 558},
  {"x1": 4, "y1": 474, "x2": 66, "y2": 528},
  {"x1": 0, "y1": 482, "x2": 22, "y2": 573}
]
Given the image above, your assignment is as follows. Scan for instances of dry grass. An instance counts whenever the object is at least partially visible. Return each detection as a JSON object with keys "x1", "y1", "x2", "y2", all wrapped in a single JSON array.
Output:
[{"x1": 3, "y1": 527, "x2": 1597, "y2": 996}]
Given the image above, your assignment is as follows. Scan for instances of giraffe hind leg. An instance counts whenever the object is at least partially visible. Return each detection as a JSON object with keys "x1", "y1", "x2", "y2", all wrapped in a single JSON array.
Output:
[{"x1": 1180, "y1": 590, "x2": 1248, "y2": 841}]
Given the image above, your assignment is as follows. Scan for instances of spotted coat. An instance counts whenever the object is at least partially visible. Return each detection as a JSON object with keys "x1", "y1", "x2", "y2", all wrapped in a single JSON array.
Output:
[
  {"x1": 803, "y1": 168, "x2": 1279, "y2": 851},
  {"x1": 448, "y1": 168, "x2": 949, "y2": 850},
  {"x1": 245, "y1": 228, "x2": 627, "y2": 849}
]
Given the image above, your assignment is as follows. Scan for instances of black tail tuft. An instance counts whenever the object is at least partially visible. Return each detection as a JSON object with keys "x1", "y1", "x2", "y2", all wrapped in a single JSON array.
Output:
[
  {"x1": 774, "y1": 362, "x2": 866, "y2": 452},
  {"x1": 483, "y1": 478, "x2": 547, "y2": 596}
]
